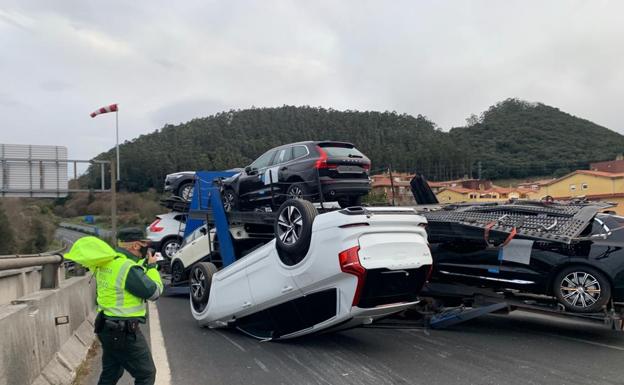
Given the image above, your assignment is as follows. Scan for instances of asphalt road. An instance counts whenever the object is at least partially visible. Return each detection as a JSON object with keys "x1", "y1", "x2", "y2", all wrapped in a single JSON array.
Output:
[
  {"x1": 158, "y1": 292, "x2": 624, "y2": 385},
  {"x1": 61, "y1": 227, "x2": 624, "y2": 385},
  {"x1": 56, "y1": 227, "x2": 86, "y2": 244}
]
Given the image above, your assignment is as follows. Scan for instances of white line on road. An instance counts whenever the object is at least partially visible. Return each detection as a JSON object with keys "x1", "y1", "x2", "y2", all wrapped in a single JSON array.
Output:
[
  {"x1": 216, "y1": 330, "x2": 247, "y2": 352},
  {"x1": 541, "y1": 332, "x2": 624, "y2": 351},
  {"x1": 149, "y1": 301, "x2": 172, "y2": 385}
]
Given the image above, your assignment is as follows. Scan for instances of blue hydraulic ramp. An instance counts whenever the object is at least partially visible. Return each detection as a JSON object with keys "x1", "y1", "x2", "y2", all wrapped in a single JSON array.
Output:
[{"x1": 185, "y1": 171, "x2": 238, "y2": 267}]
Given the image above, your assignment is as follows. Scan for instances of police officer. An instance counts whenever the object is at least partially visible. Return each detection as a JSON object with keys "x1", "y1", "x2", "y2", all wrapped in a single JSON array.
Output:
[{"x1": 94, "y1": 228, "x2": 164, "y2": 385}]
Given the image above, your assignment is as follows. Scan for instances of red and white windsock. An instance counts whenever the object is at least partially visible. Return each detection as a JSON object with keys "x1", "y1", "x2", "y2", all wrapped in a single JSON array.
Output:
[{"x1": 90, "y1": 104, "x2": 118, "y2": 118}]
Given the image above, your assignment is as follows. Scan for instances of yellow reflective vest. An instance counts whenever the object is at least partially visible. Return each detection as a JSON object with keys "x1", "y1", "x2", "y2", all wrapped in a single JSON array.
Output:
[{"x1": 96, "y1": 254, "x2": 162, "y2": 318}]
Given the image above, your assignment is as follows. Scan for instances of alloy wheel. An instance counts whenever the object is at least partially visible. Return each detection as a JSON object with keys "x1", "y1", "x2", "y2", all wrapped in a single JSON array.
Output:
[
  {"x1": 223, "y1": 192, "x2": 235, "y2": 212},
  {"x1": 164, "y1": 241, "x2": 180, "y2": 258},
  {"x1": 190, "y1": 268, "x2": 206, "y2": 301},
  {"x1": 288, "y1": 185, "x2": 304, "y2": 199},
  {"x1": 181, "y1": 184, "x2": 194, "y2": 201},
  {"x1": 559, "y1": 271, "x2": 601, "y2": 309},
  {"x1": 172, "y1": 263, "x2": 183, "y2": 283},
  {"x1": 276, "y1": 205, "x2": 303, "y2": 245}
]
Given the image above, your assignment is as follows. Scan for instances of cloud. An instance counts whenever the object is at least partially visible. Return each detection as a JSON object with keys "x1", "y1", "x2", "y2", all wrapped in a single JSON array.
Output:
[{"x1": 0, "y1": 0, "x2": 623, "y2": 161}]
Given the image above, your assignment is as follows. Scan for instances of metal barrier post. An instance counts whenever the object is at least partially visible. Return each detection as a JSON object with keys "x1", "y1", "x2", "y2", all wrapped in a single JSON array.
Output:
[{"x1": 40, "y1": 260, "x2": 60, "y2": 289}]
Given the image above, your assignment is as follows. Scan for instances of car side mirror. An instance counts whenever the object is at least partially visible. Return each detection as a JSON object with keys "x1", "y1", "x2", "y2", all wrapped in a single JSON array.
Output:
[
  {"x1": 199, "y1": 227, "x2": 207, "y2": 235},
  {"x1": 245, "y1": 166, "x2": 252, "y2": 174}
]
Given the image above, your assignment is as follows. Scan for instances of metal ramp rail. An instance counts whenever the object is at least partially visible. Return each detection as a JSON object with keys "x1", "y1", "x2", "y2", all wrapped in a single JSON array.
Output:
[
  {"x1": 423, "y1": 200, "x2": 615, "y2": 244},
  {"x1": 418, "y1": 282, "x2": 624, "y2": 331}
]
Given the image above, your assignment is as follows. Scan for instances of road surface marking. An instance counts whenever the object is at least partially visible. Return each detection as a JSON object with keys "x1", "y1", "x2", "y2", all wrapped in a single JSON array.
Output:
[
  {"x1": 254, "y1": 358, "x2": 270, "y2": 373},
  {"x1": 149, "y1": 301, "x2": 172, "y2": 385},
  {"x1": 541, "y1": 332, "x2": 624, "y2": 351},
  {"x1": 215, "y1": 330, "x2": 247, "y2": 352}
]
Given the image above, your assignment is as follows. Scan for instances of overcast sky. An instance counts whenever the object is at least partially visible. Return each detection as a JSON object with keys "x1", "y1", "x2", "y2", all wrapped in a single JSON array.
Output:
[{"x1": 1, "y1": 0, "x2": 623, "y2": 160}]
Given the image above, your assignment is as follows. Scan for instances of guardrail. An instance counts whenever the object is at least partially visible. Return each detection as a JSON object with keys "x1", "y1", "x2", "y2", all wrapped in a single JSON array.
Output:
[
  {"x1": 59, "y1": 221, "x2": 113, "y2": 238},
  {"x1": 0, "y1": 244, "x2": 68, "y2": 289}
]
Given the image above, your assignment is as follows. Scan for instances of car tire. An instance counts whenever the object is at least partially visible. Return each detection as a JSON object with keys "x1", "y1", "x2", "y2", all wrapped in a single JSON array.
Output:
[
  {"x1": 171, "y1": 260, "x2": 185, "y2": 285},
  {"x1": 338, "y1": 195, "x2": 362, "y2": 208},
  {"x1": 177, "y1": 181, "x2": 194, "y2": 201},
  {"x1": 274, "y1": 199, "x2": 318, "y2": 265},
  {"x1": 286, "y1": 182, "x2": 311, "y2": 201},
  {"x1": 160, "y1": 237, "x2": 182, "y2": 260},
  {"x1": 553, "y1": 266, "x2": 611, "y2": 313},
  {"x1": 222, "y1": 189, "x2": 238, "y2": 212},
  {"x1": 190, "y1": 262, "x2": 218, "y2": 313}
]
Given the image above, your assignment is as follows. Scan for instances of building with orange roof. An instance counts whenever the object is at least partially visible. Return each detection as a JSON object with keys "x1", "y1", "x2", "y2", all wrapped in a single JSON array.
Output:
[
  {"x1": 527, "y1": 169, "x2": 624, "y2": 214},
  {"x1": 436, "y1": 185, "x2": 532, "y2": 203}
]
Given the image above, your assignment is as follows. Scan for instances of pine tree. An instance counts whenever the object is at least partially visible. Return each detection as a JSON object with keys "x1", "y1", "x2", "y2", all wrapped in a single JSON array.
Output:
[{"x1": 0, "y1": 202, "x2": 16, "y2": 254}]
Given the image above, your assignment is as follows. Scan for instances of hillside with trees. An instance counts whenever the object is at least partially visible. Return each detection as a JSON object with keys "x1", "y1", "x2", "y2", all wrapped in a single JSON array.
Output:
[
  {"x1": 450, "y1": 99, "x2": 624, "y2": 179},
  {"x1": 83, "y1": 100, "x2": 624, "y2": 191}
]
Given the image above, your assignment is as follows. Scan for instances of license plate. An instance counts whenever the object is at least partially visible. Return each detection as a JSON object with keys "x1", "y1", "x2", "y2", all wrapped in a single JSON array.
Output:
[{"x1": 337, "y1": 165, "x2": 363, "y2": 173}]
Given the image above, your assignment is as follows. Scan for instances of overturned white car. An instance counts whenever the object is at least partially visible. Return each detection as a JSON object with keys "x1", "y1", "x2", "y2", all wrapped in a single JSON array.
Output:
[{"x1": 189, "y1": 199, "x2": 432, "y2": 340}]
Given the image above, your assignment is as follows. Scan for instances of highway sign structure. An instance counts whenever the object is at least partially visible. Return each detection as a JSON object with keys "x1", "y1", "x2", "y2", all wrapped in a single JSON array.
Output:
[{"x1": 0, "y1": 144, "x2": 69, "y2": 198}]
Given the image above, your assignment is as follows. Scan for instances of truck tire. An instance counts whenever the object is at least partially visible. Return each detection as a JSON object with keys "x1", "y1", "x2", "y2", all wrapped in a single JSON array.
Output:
[{"x1": 274, "y1": 199, "x2": 318, "y2": 265}]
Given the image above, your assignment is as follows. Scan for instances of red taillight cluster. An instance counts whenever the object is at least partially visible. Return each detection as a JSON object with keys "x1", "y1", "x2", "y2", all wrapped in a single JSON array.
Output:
[
  {"x1": 314, "y1": 146, "x2": 337, "y2": 170},
  {"x1": 425, "y1": 265, "x2": 434, "y2": 283},
  {"x1": 148, "y1": 219, "x2": 164, "y2": 232},
  {"x1": 339, "y1": 246, "x2": 367, "y2": 306}
]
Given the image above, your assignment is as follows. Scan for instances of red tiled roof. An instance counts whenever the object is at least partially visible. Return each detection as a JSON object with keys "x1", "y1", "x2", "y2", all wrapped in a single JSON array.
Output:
[
  {"x1": 440, "y1": 187, "x2": 474, "y2": 194},
  {"x1": 517, "y1": 179, "x2": 556, "y2": 187},
  {"x1": 552, "y1": 193, "x2": 624, "y2": 200},
  {"x1": 540, "y1": 170, "x2": 624, "y2": 186}
]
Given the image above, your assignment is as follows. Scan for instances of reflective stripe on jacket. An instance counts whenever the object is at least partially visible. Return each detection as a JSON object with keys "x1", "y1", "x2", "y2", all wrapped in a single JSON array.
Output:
[{"x1": 96, "y1": 254, "x2": 147, "y2": 318}]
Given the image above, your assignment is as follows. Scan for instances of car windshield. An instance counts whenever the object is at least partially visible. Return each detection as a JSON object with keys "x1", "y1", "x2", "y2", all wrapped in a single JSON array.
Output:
[
  {"x1": 249, "y1": 150, "x2": 275, "y2": 170},
  {"x1": 319, "y1": 144, "x2": 364, "y2": 158},
  {"x1": 597, "y1": 215, "x2": 624, "y2": 241}
]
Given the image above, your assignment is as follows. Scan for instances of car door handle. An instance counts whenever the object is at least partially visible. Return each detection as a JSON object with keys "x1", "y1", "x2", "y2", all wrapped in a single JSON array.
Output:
[
  {"x1": 281, "y1": 285, "x2": 293, "y2": 293},
  {"x1": 242, "y1": 301, "x2": 252, "y2": 308}
]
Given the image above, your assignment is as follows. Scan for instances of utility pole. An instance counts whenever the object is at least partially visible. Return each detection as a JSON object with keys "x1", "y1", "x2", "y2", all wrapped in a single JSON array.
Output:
[
  {"x1": 478, "y1": 161, "x2": 482, "y2": 180},
  {"x1": 389, "y1": 166, "x2": 395, "y2": 206},
  {"x1": 116, "y1": 109, "x2": 120, "y2": 181},
  {"x1": 111, "y1": 161, "x2": 117, "y2": 243}
]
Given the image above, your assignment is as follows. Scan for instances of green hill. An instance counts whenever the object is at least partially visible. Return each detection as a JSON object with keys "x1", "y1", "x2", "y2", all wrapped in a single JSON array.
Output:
[
  {"x1": 84, "y1": 106, "x2": 472, "y2": 191},
  {"x1": 450, "y1": 99, "x2": 624, "y2": 179},
  {"x1": 84, "y1": 100, "x2": 624, "y2": 191}
]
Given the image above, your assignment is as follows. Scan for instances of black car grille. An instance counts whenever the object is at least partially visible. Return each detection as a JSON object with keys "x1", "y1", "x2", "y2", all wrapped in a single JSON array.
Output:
[{"x1": 357, "y1": 266, "x2": 430, "y2": 308}]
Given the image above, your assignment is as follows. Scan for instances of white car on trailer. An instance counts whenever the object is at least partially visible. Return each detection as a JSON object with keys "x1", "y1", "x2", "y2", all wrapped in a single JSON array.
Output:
[{"x1": 189, "y1": 199, "x2": 432, "y2": 340}]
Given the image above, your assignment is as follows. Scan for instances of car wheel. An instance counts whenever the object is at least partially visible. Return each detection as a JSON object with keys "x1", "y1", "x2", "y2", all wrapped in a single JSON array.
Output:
[
  {"x1": 274, "y1": 199, "x2": 318, "y2": 265},
  {"x1": 160, "y1": 237, "x2": 182, "y2": 260},
  {"x1": 171, "y1": 260, "x2": 185, "y2": 285},
  {"x1": 190, "y1": 262, "x2": 218, "y2": 313},
  {"x1": 286, "y1": 183, "x2": 310, "y2": 200},
  {"x1": 554, "y1": 266, "x2": 611, "y2": 313},
  {"x1": 222, "y1": 189, "x2": 238, "y2": 212},
  {"x1": 338, "y1": 195, "x2": 362, "y2": 208},
  {"x1": 177, "y1": 182, "x2": 194, "y2": 201}
]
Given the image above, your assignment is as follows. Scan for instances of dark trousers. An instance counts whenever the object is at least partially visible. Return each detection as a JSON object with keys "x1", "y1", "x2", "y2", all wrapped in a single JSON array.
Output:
[{"x1": 96, "y1": 326, "x2": 156, "y2": 385}]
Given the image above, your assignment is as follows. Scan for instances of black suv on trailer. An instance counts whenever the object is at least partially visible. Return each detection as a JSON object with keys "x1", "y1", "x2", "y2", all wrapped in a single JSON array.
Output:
[{"x1": 221, "y1": 141, "x2": 371, "y2": 210}]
